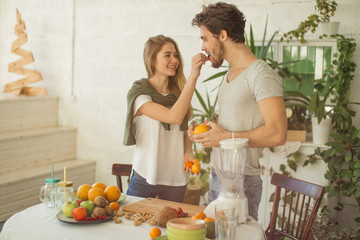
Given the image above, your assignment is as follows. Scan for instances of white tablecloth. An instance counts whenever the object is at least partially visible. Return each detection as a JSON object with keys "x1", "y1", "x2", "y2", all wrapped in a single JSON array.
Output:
[{"x1": 0, "y1": 195, "x2": 265, "y2": 240}]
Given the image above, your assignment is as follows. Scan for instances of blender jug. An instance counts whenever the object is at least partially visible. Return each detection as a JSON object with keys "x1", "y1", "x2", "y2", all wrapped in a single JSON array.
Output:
[{"x1": 204, "y1": 138, "x2": 249, "y2": 224}]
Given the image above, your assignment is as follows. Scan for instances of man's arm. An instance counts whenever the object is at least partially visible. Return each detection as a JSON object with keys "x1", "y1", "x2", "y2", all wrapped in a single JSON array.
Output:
[{"x1": 191, "y1": 96, "x2": 287, "y2": 148}]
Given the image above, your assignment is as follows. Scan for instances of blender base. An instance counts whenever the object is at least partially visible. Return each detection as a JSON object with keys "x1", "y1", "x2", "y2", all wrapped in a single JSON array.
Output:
[{"x1": 203, "y1": 195, "x2": 249, "y2": 224}]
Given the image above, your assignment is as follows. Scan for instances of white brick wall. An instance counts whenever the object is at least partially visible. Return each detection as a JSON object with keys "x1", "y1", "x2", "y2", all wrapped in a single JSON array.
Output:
[{"x1": 0, "y1": 0, "x2": 359, "y2": 192}]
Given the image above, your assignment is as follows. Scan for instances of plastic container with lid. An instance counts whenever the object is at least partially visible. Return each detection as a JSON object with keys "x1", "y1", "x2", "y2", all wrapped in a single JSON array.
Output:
[
  {"x1": 39, "y1": 178, "x2": 61, "y2": 208},
  {"x1": 55, "y1": 181, "x2": 75, "y2": 211}
]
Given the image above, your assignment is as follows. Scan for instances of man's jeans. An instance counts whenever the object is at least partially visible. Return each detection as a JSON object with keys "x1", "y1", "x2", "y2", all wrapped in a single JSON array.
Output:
[
  {"x1": 126, "y1": 170, "x2": 187, "y2": 203},
  {"x1": 208, "y1": 170, "x2": 263, "y2": 221}
]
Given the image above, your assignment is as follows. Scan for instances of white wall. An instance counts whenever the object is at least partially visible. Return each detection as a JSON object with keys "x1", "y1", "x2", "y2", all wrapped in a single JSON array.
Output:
[{"x1": 0, "y1": 0, "x2": 359, "y2": 188}]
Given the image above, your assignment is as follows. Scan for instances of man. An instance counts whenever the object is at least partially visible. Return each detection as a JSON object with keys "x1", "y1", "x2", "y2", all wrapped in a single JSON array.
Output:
[{"x1": 190, "y1": 2, "x2": 287, "y2": 221}]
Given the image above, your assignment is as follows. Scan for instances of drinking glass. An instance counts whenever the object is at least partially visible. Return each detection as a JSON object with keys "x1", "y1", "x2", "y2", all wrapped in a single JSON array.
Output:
[{"x1": 215, "y1": 204, "x2": 238, "y2": 240}]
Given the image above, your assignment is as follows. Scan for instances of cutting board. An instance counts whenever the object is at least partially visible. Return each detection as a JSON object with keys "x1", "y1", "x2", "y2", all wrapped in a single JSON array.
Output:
[{"x1": 122, "y1": 198, "x2": 205, "y2": 217}]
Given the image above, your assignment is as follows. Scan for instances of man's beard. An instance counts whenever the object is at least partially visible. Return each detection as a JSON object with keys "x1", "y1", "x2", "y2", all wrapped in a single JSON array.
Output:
[{"x1": 211, "y1": 40, "x2": 224, "y2": 69}]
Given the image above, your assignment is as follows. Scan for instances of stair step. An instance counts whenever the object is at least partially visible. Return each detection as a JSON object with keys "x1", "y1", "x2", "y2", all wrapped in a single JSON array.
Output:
[
  {"x1": 0, "y1": 95, "x2": 58, "y2": 134},
  {"x1": 0, "y1": 127, "x2": 77, "y2": 175},
  {"x1": 0, "y1": 159, "x2": 96, "y2": 222}
]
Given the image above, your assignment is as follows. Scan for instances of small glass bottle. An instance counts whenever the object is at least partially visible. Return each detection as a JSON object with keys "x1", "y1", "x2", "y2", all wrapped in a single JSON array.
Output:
[
  {"x1": 55, "y1": 181, "x2": 75, "y2": 211},
  {"x1": 39, "y1": 178, "x2": 60, "y2": 208}
]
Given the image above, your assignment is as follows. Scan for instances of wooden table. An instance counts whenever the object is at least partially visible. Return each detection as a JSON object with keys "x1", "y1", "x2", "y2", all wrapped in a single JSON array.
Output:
[{"x1": 0, "y1": 195, "x2": 265, "y2": 240}]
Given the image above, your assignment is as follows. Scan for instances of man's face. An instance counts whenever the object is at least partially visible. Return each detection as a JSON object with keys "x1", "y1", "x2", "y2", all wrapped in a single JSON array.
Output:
[{"x1": 200, "y1": 26, "x2": 224, "y2": 69}]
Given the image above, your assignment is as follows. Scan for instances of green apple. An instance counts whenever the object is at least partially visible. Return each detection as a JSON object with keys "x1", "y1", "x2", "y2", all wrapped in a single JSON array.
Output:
[
  {"x1": 62, "y1": 201, "x2": 79, "y2": 218},
  {"x1": 80, "y1": 200, "x2": 95, "y2": 216}
]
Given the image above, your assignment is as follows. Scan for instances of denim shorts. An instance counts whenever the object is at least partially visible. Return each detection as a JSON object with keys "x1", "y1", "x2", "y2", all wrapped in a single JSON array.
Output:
[
  {"x1": 126, "y1": 170, "x2": 187, "y2": 203},
  {"x1": 208, "y1": 170, "x2": 263, "y2": 221}
]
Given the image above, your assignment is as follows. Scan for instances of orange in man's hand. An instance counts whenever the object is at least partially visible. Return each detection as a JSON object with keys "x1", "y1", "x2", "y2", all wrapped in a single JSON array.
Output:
[
  {"x1": 193, "y1": 124, "x2": 209, "y2": 135},
  {"x1": 149, "y1": 227, "x2": 161, "y2": 239}
]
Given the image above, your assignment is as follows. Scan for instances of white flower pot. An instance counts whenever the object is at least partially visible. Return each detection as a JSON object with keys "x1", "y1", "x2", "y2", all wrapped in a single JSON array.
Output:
[
  {"x1": 312, "y1": 117, "x2": 332, "y2": 145},
  {"x1": 320, "y1": 21, "x2": 340, "y2": 35}
]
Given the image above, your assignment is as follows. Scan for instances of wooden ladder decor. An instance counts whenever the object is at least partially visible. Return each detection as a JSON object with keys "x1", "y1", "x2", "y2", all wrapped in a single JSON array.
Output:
[{"x1": 4, "y1": 9, "x2": 47, "y2": 96}]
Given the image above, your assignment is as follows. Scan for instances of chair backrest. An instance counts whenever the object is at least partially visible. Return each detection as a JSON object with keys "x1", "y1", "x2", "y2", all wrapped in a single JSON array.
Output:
[
  {"x1": 265, "y1": 173, "x2": 325, "y2": 240},
  {"x1": 112, "y1": 164, "x2": 132, "y2": 193}
]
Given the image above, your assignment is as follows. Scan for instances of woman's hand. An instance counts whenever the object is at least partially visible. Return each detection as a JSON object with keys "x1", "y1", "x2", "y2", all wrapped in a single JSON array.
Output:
[
  {"x1": 183, "y1": 153, "x2": 196, "y2": 175},
  {"x1": 189, "y1": 53, "x2": 209, "y2": 80}
]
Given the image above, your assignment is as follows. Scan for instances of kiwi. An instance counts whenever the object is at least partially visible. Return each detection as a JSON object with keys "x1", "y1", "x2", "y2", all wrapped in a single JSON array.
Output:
[
  {"x1": 92, "y1": 207, "x2": 106, "y2": 217},
  {"x1": 94, "y1": 196, "x2": 107, "y2": 207},
  {"x1": 104, "y1": 205, "x2": 115, "y2": 216}
]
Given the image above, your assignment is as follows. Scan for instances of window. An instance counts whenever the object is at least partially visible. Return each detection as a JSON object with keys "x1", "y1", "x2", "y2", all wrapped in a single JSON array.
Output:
[{"x1": 257, "y1": 40, "x2": 337, "y2": 96}]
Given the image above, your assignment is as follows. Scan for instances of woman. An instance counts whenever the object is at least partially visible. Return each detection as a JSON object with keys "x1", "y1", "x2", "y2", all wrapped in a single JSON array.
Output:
[{"x1": 123, "y1": 35, "x2": 208, "y2": 202}]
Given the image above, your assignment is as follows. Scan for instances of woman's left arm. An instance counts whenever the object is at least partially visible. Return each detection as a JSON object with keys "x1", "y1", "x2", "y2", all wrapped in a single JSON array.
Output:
[{"x1": 183, "y1": 132, "x2": 195, "y2": 174}]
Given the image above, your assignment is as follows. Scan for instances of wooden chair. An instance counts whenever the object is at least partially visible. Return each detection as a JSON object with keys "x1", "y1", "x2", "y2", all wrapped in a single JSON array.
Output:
[
  {"x1": 112, "y1": 164, "x2": 132, "y2": 193},
  {"x1": 265, "y1": 173, "x2": 325, "y2": 240}
]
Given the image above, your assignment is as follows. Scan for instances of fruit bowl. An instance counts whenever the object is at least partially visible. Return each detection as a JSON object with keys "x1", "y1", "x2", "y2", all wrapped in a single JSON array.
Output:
[{"x1": 56, "y1": 212, "x2": 113, "y2": 224}]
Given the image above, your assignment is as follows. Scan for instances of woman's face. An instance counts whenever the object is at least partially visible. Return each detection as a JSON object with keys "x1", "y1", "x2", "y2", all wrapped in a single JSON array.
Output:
[{"x1": 154, "y1": 42, "x2": 179, "y2": 78}]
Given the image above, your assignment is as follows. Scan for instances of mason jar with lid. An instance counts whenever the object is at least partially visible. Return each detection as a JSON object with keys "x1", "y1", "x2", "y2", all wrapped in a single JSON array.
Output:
[
  {"x1": 55, "y1": 181, "x2": 75, "y2": 211},
  {"x1": 39, "y1": 178, "x2": 60, "y2": 208}
]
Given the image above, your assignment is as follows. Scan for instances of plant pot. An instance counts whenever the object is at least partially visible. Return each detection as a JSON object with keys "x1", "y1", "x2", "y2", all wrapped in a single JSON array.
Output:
[
  {"x1": 312, "y1": 117, "x2": 331, "y2": 145},
  {"x1": 320, "y1": 21, "x2": 340, "y2": 35}
]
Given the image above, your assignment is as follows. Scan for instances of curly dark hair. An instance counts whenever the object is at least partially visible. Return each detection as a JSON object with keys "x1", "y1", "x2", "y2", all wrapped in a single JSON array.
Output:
[{"x1": 192, "y1": 2, "x2": 246, "y2": 43}]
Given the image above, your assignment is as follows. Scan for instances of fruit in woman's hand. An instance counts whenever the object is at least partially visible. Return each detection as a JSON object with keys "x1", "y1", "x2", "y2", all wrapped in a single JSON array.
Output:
[
  {"x1": 191, "y1": 161, "x2": 201, "y2": 174},
  {"x1": 88, "y1": 187, "x2": 105, "y2": 202},
  {"x1": 62, "y1": 201, "x2": 78, "y2": 218},
  {"x1": 72, "y1": 206, "x2": 87, "y2": 221},
  {"x1": 149, "y1": 227, "x2": 161, "y2": 239},
  {"x1": 76, "y1": 184, "x2": 92, "y2": 200},
  {"x1": 193, "y1": 124, "x2": 209, "y2": 135},
  {"x1": 80, "y1": 200, "x2": 95, "y2": 216},
  {"x1": 104, "y1": 185, "x2": 121, "y2": 202},
  {"x1": 185, "y1": 161, "x2": 194, "y2": 169},
  {"x1": 94, "y1": 196, "x2": 107, "y2": 207}
]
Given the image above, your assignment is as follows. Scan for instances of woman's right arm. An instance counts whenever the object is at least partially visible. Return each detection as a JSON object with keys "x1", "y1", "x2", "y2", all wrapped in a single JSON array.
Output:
[{"x1": 136, "y1": 53, "x2": 208, "y2": 124}]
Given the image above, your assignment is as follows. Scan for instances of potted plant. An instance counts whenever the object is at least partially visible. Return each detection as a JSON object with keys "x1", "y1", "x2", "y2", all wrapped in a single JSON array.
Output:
[{"x1": 281, "y1": 0, "x2": 338, "y2": 43}]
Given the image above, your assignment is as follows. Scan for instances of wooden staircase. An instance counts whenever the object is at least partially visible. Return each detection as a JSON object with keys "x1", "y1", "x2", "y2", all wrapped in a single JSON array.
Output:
[{"x1": 0, "y1": 95, "x2": 96, "y2": 222}]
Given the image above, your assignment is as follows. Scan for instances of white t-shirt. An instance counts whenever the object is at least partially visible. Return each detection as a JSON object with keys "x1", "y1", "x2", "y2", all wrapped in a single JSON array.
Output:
[
  {"x1": 217, "y1": 59, "x2": 283, "y2": 175},
  {"x1": 132, "y1": 94, "x2": 188, "y2": 186}
]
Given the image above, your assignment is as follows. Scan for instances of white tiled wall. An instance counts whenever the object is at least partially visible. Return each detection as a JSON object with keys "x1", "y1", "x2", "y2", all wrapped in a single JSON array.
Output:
[{"x1": 0, "y1": 0, "x2": 359, "y2": 191}]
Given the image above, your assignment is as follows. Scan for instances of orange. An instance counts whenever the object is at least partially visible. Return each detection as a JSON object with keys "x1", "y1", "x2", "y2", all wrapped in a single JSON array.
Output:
[
  {"x1": 185, "y1": 161, "x2": 194, "y2": 168},
  {"x1": 149, "y1": 227, "x2": 161, "y2": 239},
  {"x1": 195, "y1": 212, "x2": 207, "y2": 219},
  {"x1": 204, "y1": 217, "x2": 215, "y2": 222},
  {"x1": 192, "y1": 214, "x2": 203, "y2": 220},
  {"x1": 109, "y1": 202, "x2": 120, "y2": 211},
  {"x1": 76, "y1": 184, "x2": 92, "y2": 200},
  {"x1": 104, "y1": 185, "x2": 121, "y2": 202},
  {"x1": 191, "y1": 163, "x2": 201, "y2": 174},
  {"x1": 193, "y1": 124, "x2": 209, "y2": 135},
  {"x1": 88, "y1": 187, "x2": 105, "y2": 202},
  {"x1": 92, "y1": 182, "x2": 107, "y2": 192}
]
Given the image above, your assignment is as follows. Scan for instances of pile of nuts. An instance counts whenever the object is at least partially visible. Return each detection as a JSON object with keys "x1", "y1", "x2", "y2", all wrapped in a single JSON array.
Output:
[{"x1": 112, "y1": 209, "x2": 156, "y2": 226}]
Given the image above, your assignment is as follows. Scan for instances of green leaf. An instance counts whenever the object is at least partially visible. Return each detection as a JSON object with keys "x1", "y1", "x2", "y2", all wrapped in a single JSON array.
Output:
[
  {"x1": 202, "y1": 70, "x2": 228, "y2": 83},
  {"x1": 194, "y1": 88, "x2": 209, "y2": 113},
  {"x1": 339, "y1": 169, "x2": 353, "y2": 178},
  {"x1": 345, "y1": 150, "x2": 352, "y2": 161}
]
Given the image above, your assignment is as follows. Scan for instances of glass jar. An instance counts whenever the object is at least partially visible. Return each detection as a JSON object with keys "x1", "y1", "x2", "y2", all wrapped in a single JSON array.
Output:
[
  {"x1": 55, "y1": 181, "x2": 75, "y2": 211},
  {"x1": 39, "y1": 178, "x2": 60, "y2": 208}
]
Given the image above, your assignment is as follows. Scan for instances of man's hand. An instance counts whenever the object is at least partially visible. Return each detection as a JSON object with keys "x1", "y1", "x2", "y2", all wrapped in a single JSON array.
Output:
[{"x1": 191, "y1": 121, "x2": 228, "y2": 148}]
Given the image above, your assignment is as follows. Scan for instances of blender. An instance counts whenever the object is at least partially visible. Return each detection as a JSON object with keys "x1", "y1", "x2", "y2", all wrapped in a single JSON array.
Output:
[{"x1": 204, "y1": 138, "x2": 249, "y2": 224}]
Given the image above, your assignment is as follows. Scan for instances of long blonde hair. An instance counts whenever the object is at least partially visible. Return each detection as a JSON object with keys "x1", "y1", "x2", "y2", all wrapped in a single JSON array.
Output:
[{"x1": 143, "y1": 35, "x2": 186, "y2": 96}]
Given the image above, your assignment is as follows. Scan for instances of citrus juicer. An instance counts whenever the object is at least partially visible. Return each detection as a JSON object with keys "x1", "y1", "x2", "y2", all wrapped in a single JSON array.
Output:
[{"x1": 204, "y1": 138, "x2": 249, "y2": 224}]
